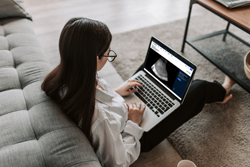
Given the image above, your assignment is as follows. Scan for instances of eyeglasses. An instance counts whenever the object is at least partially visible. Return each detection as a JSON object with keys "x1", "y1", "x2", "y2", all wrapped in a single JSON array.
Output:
[{"x1": 102, "y1": 50, "x2": 117, "y2": 62}]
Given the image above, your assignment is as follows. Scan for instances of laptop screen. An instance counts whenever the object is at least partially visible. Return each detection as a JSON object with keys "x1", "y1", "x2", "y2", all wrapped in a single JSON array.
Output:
[{"x1": 143, "y1": 38, "x2": 195, "y2": 101}]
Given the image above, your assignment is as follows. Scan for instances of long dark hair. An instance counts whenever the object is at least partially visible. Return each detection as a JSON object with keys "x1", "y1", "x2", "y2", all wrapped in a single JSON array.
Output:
[{"x1": 41, "y1": 17, "x2": 112, "y2": 141}]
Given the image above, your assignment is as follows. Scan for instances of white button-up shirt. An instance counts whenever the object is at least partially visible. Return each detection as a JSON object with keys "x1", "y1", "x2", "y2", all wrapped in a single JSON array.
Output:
[{"x1": 92, "y1": 77, "x2": 144, "y2": 167}]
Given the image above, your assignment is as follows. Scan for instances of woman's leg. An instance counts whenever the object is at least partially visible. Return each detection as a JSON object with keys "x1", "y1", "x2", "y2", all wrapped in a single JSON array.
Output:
[{"x1": 140, "y1": 79, "x2": 227, "y2": 152}]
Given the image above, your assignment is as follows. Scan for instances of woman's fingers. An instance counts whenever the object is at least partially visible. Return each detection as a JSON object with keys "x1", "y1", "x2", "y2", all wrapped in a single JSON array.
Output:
[
  {"x1": 128, "y1": 79, "x2": 141, "y2": 83},
  {"x1": 127, "y1": 80, "x2": 142, "y2": 88},
  {"x1": 132, "y1": 89, "x2": 138, "y2": 93},
  {"x1": 129, "y1": 82, "x2": 143, "y2": 88},
  {"x1": 138, "y1": 102, "x2": 141, "y2": 110},
  {"x1": 126, "y1": 104, "x2": 129, "y2": 108},
  {"x1": 129, "y1": 103, "x2": 133, "y2": 109},
  {"x1": 132, "y1": 102, "x2": 137, "y2": 108},
  {"x1": 141, "y1": 104, "x2": 146, "y2": 112},
  {"x1": 130, "y1": 102, "x2": 146, "y2": 111},
  {"x1": 128, "y1": 102, "x2": 140, "y2": 109},
  {"x1": 128, "y1": 101, "x2": 146, "y2": 110}
]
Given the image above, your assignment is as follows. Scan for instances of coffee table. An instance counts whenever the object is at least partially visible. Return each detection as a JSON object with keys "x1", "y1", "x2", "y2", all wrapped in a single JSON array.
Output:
[{"x1": 181, "y1": 0, "x2": 250, "y2": 93}]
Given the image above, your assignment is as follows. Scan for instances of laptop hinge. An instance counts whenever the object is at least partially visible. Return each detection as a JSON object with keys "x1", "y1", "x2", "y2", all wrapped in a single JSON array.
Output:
[{"x1": 145, "y1": 73, "x2": 177, "y2": 101}]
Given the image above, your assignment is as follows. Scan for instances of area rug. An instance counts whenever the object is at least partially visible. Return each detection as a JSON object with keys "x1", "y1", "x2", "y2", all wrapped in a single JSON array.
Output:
[{"x1": 111, "y1": 11, "x2": 250, "y2": 167}]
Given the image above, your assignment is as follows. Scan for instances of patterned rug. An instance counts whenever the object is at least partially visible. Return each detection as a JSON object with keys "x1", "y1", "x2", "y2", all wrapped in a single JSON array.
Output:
[{"x1": 111, "y1": 11, "x2": 250, "y2": 167}]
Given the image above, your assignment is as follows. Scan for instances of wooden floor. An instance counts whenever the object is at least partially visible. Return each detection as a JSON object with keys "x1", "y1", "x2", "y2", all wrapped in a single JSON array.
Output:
[
  {"x1": 24, "y1": 0, "x2": 206, "y2": 66},
  {"x1": 23, "y1": 0, "x2": 207, "y2": 166}
]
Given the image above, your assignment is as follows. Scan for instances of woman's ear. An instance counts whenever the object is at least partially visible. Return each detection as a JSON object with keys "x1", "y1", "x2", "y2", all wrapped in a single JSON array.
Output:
[{"x1": 97, "y1": 55, "x2": 102, "y2": 60}]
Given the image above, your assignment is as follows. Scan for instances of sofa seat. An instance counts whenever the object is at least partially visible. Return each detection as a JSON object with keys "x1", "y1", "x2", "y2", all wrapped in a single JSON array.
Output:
[{"x1": 0, "y1": 18, "x2": 101, "y2": 167}]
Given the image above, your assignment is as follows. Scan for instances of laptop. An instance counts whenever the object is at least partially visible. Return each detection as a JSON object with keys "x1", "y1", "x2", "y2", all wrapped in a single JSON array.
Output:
[{"x1": 124, "y1": 36, "x2": 197, "y2": 132}]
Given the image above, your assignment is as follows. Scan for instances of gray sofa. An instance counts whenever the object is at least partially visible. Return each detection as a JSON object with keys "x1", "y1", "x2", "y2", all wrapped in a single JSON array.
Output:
[{"x1": 0, "y1": 1, "x2": 101, "y2": 166}]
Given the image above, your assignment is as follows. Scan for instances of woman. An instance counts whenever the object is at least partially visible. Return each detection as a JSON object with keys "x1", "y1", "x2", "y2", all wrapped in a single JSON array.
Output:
[{"x1": 41, "y1": 17, "x2": 235, "y2": 167}]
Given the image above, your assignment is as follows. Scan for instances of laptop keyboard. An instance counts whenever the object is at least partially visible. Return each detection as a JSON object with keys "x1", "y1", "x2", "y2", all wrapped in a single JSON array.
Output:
[{"x1": 131, "y1": 75, "x2": 175, "y2": 117}]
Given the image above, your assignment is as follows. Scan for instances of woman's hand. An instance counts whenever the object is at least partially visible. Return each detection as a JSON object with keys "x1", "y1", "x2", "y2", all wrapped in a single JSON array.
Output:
[
  {"x1": 114, "y1": 80, "x2": 142, "y2": 96},
  {"x1": 126, "y1": 102, "x2": 146, "y2": 126}
]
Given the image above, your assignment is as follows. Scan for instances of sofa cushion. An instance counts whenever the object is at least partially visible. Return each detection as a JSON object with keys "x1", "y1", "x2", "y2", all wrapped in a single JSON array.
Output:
[
  {"x1": 0, "y1": 89, "x2": 26, "y2": 116},
  {"x1": 0, "y1": 110, "x2": 36, "y2": 148},
  {"x1": 0, "y1": 68, "x2": 21, "y2": 91},
  {"x1": 1, "y1": 18, "x2": 34, "y2": 35},
  {"x1": 0, "y1": 0, "x2": 32, "y2": 20},
  {"x1": 17, "y1": 62, "x2": 51, "y2": 88},
  {"x1": 11, "y1": 46, "x2": 48, "y2": 66},
  {"x1": 0, "y1": 36, "x2": 8, "y2": 50},
  {"x1": 0, "y1": 140, "x2": 45, "y2": 167},
  {"x1": 0, "y1": 50, "x2": 14, "y2": 68}
]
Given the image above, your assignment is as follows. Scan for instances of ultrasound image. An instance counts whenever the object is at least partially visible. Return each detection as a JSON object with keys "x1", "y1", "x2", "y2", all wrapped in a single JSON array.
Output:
[{"x1": 151, "y1": 58, "x2": 169, "y2": 81}]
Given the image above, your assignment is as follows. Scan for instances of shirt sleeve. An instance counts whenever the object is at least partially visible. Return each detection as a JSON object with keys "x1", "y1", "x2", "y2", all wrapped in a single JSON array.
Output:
[{"x1": 92, "y1": 117, "x2": 144, "y2": 167}]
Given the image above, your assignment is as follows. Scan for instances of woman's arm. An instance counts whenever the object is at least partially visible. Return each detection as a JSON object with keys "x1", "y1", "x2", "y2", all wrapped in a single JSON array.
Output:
[{"x1": 92, "y1": 117, "x2": 144, "y2": 167}]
